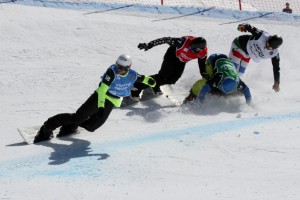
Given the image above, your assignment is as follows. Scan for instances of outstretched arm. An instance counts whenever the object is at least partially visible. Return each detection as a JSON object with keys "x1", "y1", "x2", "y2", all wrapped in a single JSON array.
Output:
[
  {"x1": 238, "y1": 79, "x2": 252, "y2": 104},
  {"x1": 198, "y1": 56, "x2": 209, "y2": 80},
  {"x1": 138, "y1": 37, "x2": 185, "y2": 51},
  {"x1": 271, "y1": 54, "x2": 280, "y2": 92},
  {"x1": 237, "y1": 23, "x2": 263, "y2": 39},
  {"x1": 136, "y1": 74, "x2": 156, "y2": 88}
]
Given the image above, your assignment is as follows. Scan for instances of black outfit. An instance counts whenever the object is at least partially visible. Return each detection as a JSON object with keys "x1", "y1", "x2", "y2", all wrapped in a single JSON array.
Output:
[
  {"x1": 132, "y1": 37, "x2": 206, "y2": 97},
  {"x1": 44, "y1": 92, "x2": 114, "y2": 134},
  {"x1": 34, "y1": 67, "x2": 146, "y2": 143}
]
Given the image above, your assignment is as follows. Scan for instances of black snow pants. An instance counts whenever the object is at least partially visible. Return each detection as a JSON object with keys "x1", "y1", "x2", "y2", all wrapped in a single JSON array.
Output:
[
  {"x1": 132, "y1": 46, "x2": 186, "y2": 97},
  {"x1": 44, "y1": 92, "x2": 114, "y2": 132}
]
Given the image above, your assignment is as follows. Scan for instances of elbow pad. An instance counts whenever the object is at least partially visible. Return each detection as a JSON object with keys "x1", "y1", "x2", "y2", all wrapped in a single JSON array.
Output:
[
  {"x1": 95, "y1": 83, "x2": 109, "y2": 108},
  {"x1": 142, "y1": 76, "x2": 156, "y2": 88}
]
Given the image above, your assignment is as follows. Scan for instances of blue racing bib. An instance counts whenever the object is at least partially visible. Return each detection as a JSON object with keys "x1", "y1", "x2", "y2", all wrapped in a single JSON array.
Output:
[{"x1": 107, "y1": 65, "x2": 137, "y2": 97}]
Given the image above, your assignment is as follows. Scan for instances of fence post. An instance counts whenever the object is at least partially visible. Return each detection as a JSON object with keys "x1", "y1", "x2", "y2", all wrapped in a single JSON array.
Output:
[{"x1": 239, "y1": 0, "x2": 242, "y2": 10}]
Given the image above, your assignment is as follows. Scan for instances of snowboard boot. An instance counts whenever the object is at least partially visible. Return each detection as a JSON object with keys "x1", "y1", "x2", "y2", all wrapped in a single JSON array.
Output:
[
  {"x1": 183, "y1": 91, "x2": 197, "y2": 104},
  {"x1": 152, "y1": 85, "x2": 163, "y2": 95},
  {"x1": 124, "y1": 95, "x2": 140, "y2": 103},
  {"x1": 57, "y1": 124, "x2": 78, "y2": 137},
  {"x1": 121, "y1": 95, "x2": 140, "y2": 107},
  {"x1": 33, "y1": 125, "x2": 54, "y2": 143},
  {"x1": 130, "y1": 86, "x2": 141, "y2": 99},
  {"x1": 129, "y1": 95, "x2": 140, "y2": 102}
]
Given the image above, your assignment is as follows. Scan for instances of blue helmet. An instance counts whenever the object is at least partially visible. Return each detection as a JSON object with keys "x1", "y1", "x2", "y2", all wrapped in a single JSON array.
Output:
[{"x1": 219, "y1": 77, "x2": 238, "y2": 94}]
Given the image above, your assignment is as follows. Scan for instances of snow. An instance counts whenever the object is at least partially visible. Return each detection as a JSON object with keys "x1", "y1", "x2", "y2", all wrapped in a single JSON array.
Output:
[{"x1": 1, "y1": 2, "x2": 300, "y2": 200}]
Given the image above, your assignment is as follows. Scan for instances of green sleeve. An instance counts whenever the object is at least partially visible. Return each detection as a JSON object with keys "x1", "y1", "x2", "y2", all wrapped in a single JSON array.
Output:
[{"x1": 95, "y1": 83, "x2": 109, "y2": 108}]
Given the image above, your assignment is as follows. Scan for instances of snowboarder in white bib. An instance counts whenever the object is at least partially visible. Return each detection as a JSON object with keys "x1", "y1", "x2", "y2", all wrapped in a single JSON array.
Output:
[
  {"x1": 229, "y1": 23, "x2": 282, "y2": 92},
  {"x1": 184, "y1": 54, "x2": 252, "y2": 104},
  {"x1": 33, "y1": 54, "x2": 156, "y2": 143}
]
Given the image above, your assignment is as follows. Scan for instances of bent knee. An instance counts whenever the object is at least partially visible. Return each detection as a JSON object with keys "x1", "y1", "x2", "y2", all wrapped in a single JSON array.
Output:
[
  {"x1": 191, "y1": 79, "x2": 207, "y2": 96},
  {"x1": 84, "y1": 126, "x2": 97, "y2": 132},
  {"x1": 80, "y1": 122, "x2": 98, "y2": 132}
]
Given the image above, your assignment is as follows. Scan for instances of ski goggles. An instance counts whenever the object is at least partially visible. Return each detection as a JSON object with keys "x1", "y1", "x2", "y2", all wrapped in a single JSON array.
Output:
[
  {"x1": 117, "y1": 64, "x2": 130, "y2": 72},
  {"x1": 189, "y1": 46, "x2": 203, "y2": 53},
  {"x1": 266, "y1": 42, "x2": 273, "y2": 50}
]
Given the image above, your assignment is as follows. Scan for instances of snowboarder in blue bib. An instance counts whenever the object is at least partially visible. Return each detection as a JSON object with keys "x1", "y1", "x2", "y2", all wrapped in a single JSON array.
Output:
[{"x1": 33, "y1": 54, "x2": 156, "y2": 143}]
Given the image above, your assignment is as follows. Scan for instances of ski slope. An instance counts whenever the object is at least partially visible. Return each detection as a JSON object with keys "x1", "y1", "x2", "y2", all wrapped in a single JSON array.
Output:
[{"x1": 1, "y1": 3, "x2": 300, "y2": 200}]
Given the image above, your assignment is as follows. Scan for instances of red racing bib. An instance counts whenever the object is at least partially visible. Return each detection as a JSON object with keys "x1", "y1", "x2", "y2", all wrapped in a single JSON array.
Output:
[{"x1": 175, "y1": 36, "x2": 207, "y2": 63}]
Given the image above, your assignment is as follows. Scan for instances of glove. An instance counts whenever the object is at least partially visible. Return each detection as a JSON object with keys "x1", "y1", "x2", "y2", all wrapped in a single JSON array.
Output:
[
  {"x1": 246, "y1": 98, "x2": 252, "y2": 105},
  {"x1": 138, "y1": 43, "x2": 151, "y2": 51},
  {"x1": 272, "y1": 82, "x2": 280, "y2": 92},
  {"x1": 142, "y1": 76, "x2": 156, "y2": 87},
  {"x1": 237, "y1": 23, "x2": 250, "y2": 32},
  {"x1": 242, "y1": 85, "x2": 252, "y2": 105},
  {"x1": 201, "y1": 72, "x2": 210, "y2": 80}
]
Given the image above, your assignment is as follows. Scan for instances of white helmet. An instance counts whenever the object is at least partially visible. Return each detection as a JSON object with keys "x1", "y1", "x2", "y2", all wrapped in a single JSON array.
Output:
[{"x1": 116, "y1": 54, "x2": 132, "y2": 67}]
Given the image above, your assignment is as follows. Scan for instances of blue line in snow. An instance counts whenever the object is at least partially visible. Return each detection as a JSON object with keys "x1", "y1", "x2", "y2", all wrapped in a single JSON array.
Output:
[
  {"x1": 0, "y1": 112, "x2": 299, "y2": 179},
  {"x1": 94, "y1": 112, "x2": 300, "y2": 149}
]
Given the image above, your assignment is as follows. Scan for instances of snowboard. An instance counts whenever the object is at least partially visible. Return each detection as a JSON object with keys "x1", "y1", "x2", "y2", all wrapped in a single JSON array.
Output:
[
  {"x1": 17, "y1": 126, "x2": 85, "y2": 145},
  {"x1": 121, "y1": 85, "x2": 183, "y2": 107},
  {"x1": 121, "y1": 87, "x2": 162, "y2": 107}
]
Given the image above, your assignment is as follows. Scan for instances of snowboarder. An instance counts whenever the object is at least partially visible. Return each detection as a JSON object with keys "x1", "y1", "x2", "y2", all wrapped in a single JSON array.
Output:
[
  {"x1": 33, "y1": 54, "x2": 156, "y2": 143},
  {"x1": 131, "y1": 36, "x2": 208, "y2": 99},
  {"x1": 229, "y1": 23, "x2": 283, "y2": 92},
  {"x1": 183, "y1": 53, "x2": 252, "y2": 104}
]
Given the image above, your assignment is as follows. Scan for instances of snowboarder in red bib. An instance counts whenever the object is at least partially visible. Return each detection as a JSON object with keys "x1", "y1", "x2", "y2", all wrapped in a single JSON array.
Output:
[{"x1": 131, "y1": 36, "x2": 208, "y2": 98}]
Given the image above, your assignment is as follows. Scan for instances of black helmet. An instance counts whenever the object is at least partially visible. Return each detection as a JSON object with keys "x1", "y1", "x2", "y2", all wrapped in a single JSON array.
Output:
[
  {"x1": 267, "y1": 35, "x2": 283, "y2": 49},
  {"x1": 190, "y1": 37, "x2": 207, "y2": 53}
]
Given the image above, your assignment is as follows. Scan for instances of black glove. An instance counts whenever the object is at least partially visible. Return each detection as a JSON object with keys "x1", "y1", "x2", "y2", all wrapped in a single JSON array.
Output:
[
  {"x1": 138, "y1": 43, "x2": 151, "y2": 51},
  {"x1": 147, "y1": 77, "x2": 156, "y2": 87},
  {"x1": 201, "y1": 72, "x2": 210, "y2": 80},
  {"x1": 237, "y1": 23, "x2": 251, "y2": 32},
  {"x1": 272, "y1": 82, "x2": 280, "y2": 92},
  {"x1": 142, "y1": 76, "x2": 156, "y2": 87}
]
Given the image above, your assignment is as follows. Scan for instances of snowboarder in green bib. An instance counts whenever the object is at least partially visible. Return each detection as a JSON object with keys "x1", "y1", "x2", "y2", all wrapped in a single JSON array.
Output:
[
  {"x1": 33, "y1": 54, "x2": 156, "y2": 143},
  {"x1": 183, "y1": 53, "x2": 252, "y2": 104}
]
